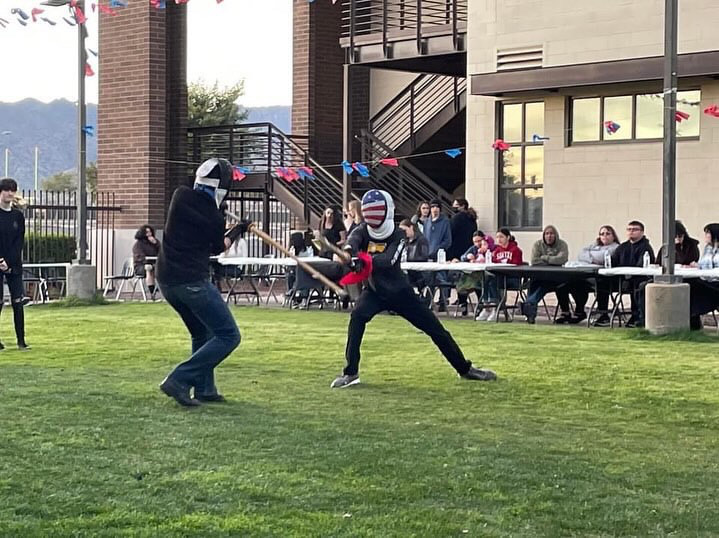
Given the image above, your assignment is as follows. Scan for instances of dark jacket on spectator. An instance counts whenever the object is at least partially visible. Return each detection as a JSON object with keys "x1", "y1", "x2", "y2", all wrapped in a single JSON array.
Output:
[
  {"x1": 133, "y1": 237, "x2": 160, "y2": 274},
  {"x1": 460, "y1": 245, "x2": 489, "y2": 263},
  {"x1": 657, "y1": 237, "x2": 700, "y2": 266},
  {"x1": 423, "y1": 214, "x2": 452, "y2": 259},
  {"x1": 404, "y1": 233, "x2": 429, "y2": 262},
  {"x1": 611, "y1": 236, "x2": 655, "y2": 267},
  {"x1": 448, "y1": 210, "x2": 477, "y2": 260},
  {"x1": 491, "y1": 240, "x2": 523, "y2": 265}
]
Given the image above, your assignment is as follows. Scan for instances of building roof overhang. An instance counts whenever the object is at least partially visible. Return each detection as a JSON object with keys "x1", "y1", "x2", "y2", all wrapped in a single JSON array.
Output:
[{"x1": 471, "y1": 50, "x2": 719, "y2": 97}]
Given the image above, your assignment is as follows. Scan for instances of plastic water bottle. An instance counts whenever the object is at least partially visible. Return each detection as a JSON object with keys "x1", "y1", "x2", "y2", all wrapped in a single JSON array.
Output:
[
  {"x1": 604, "y1": 250, "x2": 611, "y2": 268},
  {"x1": 643, "y1": 251, "x2": 651, "y2": 268},
  {"x1": 437, "y1": 249, "x2": 446, "y2": 264}
]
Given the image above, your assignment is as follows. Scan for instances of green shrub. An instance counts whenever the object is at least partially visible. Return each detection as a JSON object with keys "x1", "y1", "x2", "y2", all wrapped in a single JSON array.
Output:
[{"x1": 24, "y1": 233, "x2": 76, "y2": 263}]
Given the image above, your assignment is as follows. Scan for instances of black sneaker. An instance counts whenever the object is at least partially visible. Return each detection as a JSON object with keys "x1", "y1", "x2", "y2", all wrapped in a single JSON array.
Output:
[
  {"x1": 17, "y1": 343, "x2": 30, "y2": 351},
  {"x1": 159, "y1": 377, "x2": 201, "y2": 407},
  {"x1": 554, "y1": 312, "x2": 572, "y2": 324},
  {"x1": 625, "y1": 316, "x2": 638, "y2": 328},
  {"x1": 569, "y1": 311, "x2": 587, "y2": 325},
  {"x1": 460, "y1": 304, "x2": 468, "y2": 317},
  {"x1": 460, "y1": 366, "x2": 497, "y2": 381},
  {"x1": 0, "y1": 341, "x2": 4, "y2": 351},
  {"x1": 195, "y1": 393, "x2": 227, "y2": 403},
  {"x1": 592, "y1": 314, "x2": 610, "y2": 327}
]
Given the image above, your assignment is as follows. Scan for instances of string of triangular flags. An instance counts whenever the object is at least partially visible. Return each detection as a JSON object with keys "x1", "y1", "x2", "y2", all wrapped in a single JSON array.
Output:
[{"x1": 0, "y1": 0, "x2": 337, "y2": 31}]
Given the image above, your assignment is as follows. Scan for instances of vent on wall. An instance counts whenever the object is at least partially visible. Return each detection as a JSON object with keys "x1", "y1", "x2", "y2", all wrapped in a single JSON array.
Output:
[{"x1": 496, "y1": 46, "x2": 543, "y2": 71}]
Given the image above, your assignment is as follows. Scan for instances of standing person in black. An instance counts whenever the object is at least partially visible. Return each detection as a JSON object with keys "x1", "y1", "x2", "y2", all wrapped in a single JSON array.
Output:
[
  {"x1": 319, "y1": 205, "x2": 347, "y2": 259},
  {"x1": 156, "y1": 158, "x2": 250, "y2": 407},
  {"x1": 611, "y1": 220, "x2": 655, "y2": 328},
  {"x1": 330, "y1": 189, "x2": 496, "y2": 388},
  {"x1": 0, "y1": 178, "x2": 29, "y2": 351},
  {"x1": 447, "y1": 197, "x2": 478, "y2": 261}
]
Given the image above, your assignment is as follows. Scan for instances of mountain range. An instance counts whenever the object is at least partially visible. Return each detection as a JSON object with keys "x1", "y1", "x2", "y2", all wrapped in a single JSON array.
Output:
[{"x1": 0, "y1": 99, "x2": 291, "y2": 190}]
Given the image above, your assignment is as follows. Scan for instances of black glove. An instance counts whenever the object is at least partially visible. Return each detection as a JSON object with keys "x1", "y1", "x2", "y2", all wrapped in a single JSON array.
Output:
[
  {"x1": 348, "y1": 256, "x2": 364, "y2": 273},
  {"x1": 225, "y1": 219, "x2": 252, "y2": 243}
]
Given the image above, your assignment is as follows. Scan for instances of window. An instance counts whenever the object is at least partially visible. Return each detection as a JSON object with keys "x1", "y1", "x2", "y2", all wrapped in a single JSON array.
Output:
[
  {"x1": 498, "y1": 101, "x2": 544, "y2": 229},
  {"x1": 569, "y1": 90, "x2": 701, "y2": 143}
]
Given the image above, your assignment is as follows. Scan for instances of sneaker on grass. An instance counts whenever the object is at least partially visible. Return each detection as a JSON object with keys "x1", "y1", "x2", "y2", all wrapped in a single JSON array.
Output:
[
  {"x1": 460, "y1": 366, "x2": 497, "y2": 381},
  {"x1": 330, "y1": 374, "x2": 360, "y2": 388}
]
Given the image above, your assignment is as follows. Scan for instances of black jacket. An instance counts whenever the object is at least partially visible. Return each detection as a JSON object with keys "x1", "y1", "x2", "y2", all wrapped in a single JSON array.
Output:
[
  {"x1": 405, "y1": 234, "x2": 429, "y2": 262},
  {"x1": 657, "y1": 237, "x2": 700, "y2": 266},
  {"x1": 157, "y1": 186, "x2": 226, "y2": 286},
  {"x1": 0, "y1": 208, "x2": 25, "y2": 272},
  {"x1": 611, "y1": 236, "x2": 655, "y2": 267},
  {"x1": 448, "y1": 210, "x2": 477, "y2": 260},
  {"x1": 346, "y1": 223, "x2": 409, "y2": 296}
]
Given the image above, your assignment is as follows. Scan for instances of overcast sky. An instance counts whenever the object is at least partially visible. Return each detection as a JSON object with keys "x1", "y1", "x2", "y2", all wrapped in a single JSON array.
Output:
[{"x1": 0, "y1": 0, "x2": 292, "y2": 107}]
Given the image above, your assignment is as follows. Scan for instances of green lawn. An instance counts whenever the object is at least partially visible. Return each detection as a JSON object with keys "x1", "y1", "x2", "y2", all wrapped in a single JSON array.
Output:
[{"x1": 1, "y1": 303, "x2": 718, "y2": 537}]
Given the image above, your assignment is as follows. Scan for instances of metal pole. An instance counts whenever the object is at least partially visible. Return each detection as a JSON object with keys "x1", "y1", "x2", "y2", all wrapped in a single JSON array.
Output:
[
  {"x1": 660, "y1": 0, "x2": 677, "y2": 279},
  {"x1": 34, "y1": 147, "x2": 39, "y2": 190},
  {"x1": 342, "y1": 63, "x2": 352, "y2": 208},
  {"x1": 77, "y1": 0, "x2": 88, "y2": 264}
]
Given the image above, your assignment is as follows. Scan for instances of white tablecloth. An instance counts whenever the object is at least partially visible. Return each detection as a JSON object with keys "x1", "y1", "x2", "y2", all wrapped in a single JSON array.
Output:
[{"x1": 598, "y1": 266, "x2": 719, "y2": 279}]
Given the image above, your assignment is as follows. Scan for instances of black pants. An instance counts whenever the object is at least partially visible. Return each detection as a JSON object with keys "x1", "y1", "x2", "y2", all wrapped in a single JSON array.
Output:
[
  {"x1": 343, "y1": 286, "x2": 471, "y2": 376},
  {"x1": 556, "y1": 279, "x2": 610, "y2": 314},
  {"x1": 0, "y1": 272, "x2": 26, "y2": 345}
]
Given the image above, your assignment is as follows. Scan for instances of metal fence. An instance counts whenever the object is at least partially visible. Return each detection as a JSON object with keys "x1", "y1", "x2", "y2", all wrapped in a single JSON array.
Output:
[
  {"x1": 21, "y1": 190, "x2": 120, "y2": 283},
  {"x1": 224, "y1": 191, "x2": 300, "y2": 257}
]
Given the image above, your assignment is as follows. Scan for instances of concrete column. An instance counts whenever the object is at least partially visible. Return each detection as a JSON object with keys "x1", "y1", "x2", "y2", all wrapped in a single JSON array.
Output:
[
  {"x1": 67, "y1": 263, "x2": 98, "y2": 300},
  {"x1": 645, "y1": 282, "x2": 690, "y2": 334}
]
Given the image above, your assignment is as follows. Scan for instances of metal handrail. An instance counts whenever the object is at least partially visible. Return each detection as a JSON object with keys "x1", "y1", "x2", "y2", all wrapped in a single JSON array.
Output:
[
  {"x1": 188, "y1": 122, "x2": 351, "y2": 223},
  {"x1": 369, "y1": 74, "x2": 466, "y2": 153}
]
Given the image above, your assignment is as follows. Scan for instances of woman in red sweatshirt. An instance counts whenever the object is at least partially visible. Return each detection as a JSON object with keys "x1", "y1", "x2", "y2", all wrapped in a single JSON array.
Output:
[{"x1": 477, "y1": 228, "x2": 523, "y2": 321}]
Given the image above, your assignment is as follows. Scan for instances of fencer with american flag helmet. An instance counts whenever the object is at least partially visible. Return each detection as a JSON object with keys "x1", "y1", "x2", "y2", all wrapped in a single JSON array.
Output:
[{"x1": 361, "y1": 189, "x2": 395, "y2": 240}]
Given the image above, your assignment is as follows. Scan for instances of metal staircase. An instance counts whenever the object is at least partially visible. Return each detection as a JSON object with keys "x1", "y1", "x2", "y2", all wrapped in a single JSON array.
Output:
[{"x1": 188, "y1": 123, "x2": 357, "y2": 227}]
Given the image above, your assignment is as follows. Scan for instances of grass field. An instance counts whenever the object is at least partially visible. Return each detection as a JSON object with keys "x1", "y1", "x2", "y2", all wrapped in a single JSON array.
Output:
[{"x1": 1, "y1": 303, "x2": 718, "y2": 537}]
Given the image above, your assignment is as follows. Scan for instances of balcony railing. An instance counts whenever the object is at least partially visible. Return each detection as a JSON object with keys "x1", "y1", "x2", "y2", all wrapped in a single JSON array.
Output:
[{"x1": 341, "y1": 0, "x2": 467, "y2": 52}]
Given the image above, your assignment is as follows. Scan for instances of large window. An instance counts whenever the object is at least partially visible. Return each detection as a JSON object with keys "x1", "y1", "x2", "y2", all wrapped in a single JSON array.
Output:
[
  {"x1": 498, "y1": 101, "x2": 544, "y2": 229},
  {"x1": 570, "y1": 90, "x2": 701, "y2": 143}
]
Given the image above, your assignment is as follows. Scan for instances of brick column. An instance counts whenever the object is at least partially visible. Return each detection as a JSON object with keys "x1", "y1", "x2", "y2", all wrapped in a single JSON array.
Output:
[
  {"x1": 293, "y1": 1, "x2": 357, "y2": 167},
  {"x1": 97, "y1": 2, "x2": 187, "y2": 230}
]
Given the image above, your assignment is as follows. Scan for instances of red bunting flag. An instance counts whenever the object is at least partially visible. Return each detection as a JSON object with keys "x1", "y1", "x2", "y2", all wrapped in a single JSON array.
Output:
[
  {"x1": 85, "y1": 63, "x2": 94, "y2": 76},
  {"x1": 232, "y1": 168, "x2": 246, "y2": 182},
  {"x1": 492, "y1": 139, "x2": 511, "y2": 151},
  {"x1": 73, "y1": 4, "x2": 87, "y2": 24},
  {"x1": 704, "y1": 105, "x2": 719, "y2": 118},
  {"x1": 30, "y1": 8, "x2": 44, "y2": 22},
  {"x1": 380, "y1": 158, "x2": 399, "y2": 167},
  {"x1": 98, "y1": 4, "x2": 118, "y2": 15},
  {"x1": 675, "y1": 110, "x2": 690, "y2": 122}
]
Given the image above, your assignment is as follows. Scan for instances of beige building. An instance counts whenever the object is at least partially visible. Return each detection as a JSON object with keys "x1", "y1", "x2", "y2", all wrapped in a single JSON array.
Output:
[{"x1": 466, "y1": 0, "x2": 719, "y2": 257}]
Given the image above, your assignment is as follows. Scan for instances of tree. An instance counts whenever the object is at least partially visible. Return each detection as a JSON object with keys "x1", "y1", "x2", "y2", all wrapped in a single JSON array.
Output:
[
  {"x1": 188, "y1": 80, "x2": 248, "y2": 127},
  {"x1": 42, "y1": 162, "x2": 97, "y2": 192}
]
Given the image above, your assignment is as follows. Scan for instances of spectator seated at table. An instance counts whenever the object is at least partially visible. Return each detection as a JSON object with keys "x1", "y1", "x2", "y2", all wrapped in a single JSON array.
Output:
[
  {"x1": 556, "y1": 224, "x2": 619, "y2": 326},
  {"x1": 398, "y1": 219, "x2": 430, "y2": 299},
  {"x1": 519, "y1": 225, "x2": 568, "y2": 324},
  {"x1": 286, "y1": 230, "x2": 317, "y2": 304},
  {"x1": 452, "y1": 232, "x2": 491, "y2": 317},
  {"x1": 611, "y1": 220, "x2": 655, "y2": 328},
  {"x1": 133, "y1": 224, "x2": 161, "y2": 299},
  {"x1": 423, "y1": 199, "x2": 452, "y2": 312},
  {"x1": 477, "y1": 228, "x2": 523, "y2": 322},
  {"x1": 656, "y1": 221, "x2": 700, "y2": 266},
  {"x1": 686, "y1": 223, "x2": 719, "y2": 330}
]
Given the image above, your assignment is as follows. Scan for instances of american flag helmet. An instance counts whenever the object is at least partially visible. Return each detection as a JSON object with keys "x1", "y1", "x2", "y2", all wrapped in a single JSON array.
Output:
[{"x1": 361, "y1": 189, "x2": 394, "y2": 229}]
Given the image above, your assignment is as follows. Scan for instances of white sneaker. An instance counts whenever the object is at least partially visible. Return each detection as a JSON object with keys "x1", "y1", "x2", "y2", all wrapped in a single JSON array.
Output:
[
  {"x1": 486, "y1": 308, "x2": 498, "y2": 322},
  {"x1": 475, "y1": 308, "x2": 490, "y2": 321}
]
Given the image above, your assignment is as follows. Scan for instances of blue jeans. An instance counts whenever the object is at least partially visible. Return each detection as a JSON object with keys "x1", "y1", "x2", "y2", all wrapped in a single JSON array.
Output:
[{"x1": 160, "y1": 279, "x2": 241, "y2": 397}]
